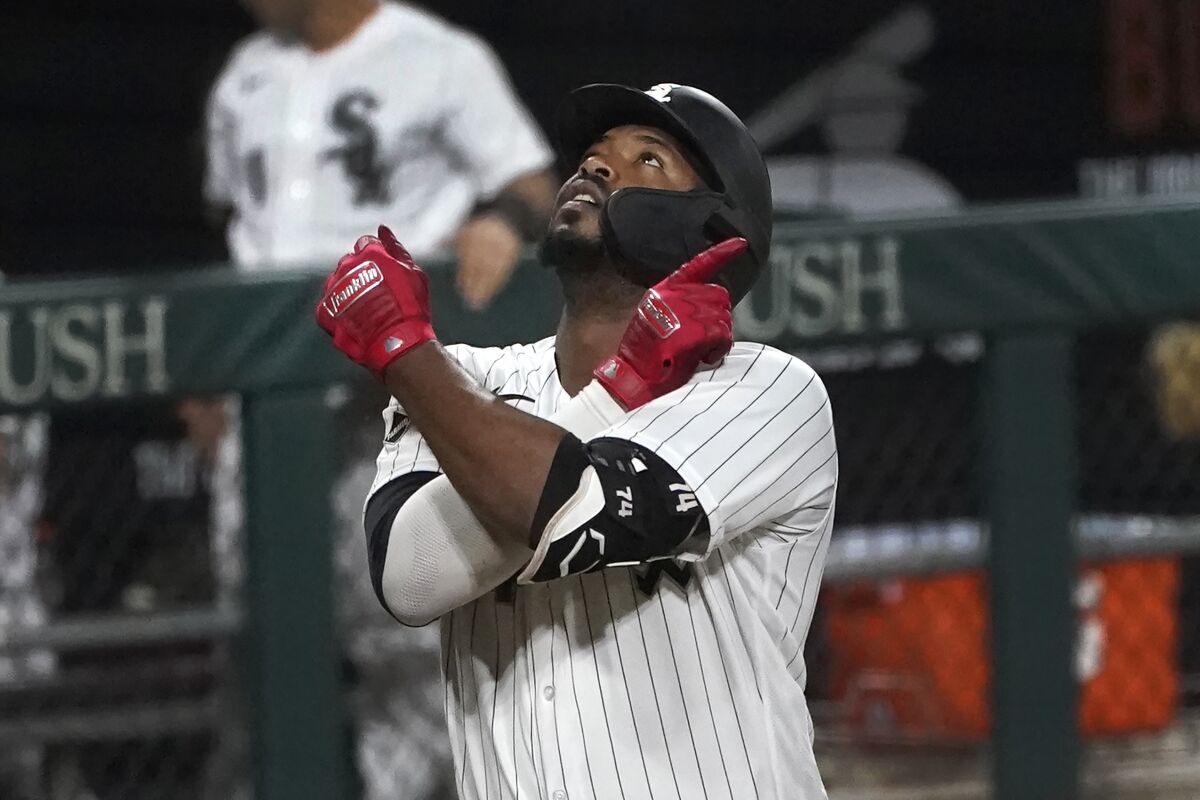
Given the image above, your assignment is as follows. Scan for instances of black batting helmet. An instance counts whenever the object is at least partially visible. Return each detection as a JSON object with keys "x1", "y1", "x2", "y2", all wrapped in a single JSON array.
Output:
[{"x1": 555, "y1": 82, "x2": 772, "y2": 303}]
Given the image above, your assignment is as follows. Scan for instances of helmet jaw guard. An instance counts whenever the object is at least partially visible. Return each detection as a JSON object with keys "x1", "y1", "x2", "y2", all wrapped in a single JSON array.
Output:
[
  {"x1": 600, "y1": 188, "x2": 723, "y2": 277},
  {"x1": 555, "y1": 83, "x2": 773, "y2": 303},
  {"x1": 600, "y1": 188, "x2": 763, "y2": 302}
]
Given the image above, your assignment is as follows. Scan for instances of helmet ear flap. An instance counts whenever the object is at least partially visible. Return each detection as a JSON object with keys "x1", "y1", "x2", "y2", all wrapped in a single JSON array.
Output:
[
  {"x1": 601, "y1": 187, "x2": 725, "y2": 278},
  {"x1": 601, "y1": 187, "x2": 767, "y2": 302},
  {"x1": 703, "y1": 205, "x2": 768, "y2": 302}
]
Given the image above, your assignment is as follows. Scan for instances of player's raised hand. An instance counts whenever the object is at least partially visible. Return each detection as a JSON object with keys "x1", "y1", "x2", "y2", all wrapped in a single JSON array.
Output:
[
  {"x1": 594, "y1": 237, "x2": 747, "y2": 410},
  {"x1": 315, "y1": 225, "x2": 437, "y2": 375}
]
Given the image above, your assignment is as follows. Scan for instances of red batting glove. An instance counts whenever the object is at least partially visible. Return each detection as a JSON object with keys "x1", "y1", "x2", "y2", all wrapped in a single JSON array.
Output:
[
  {"x1": 315, "y1": 226, "x2": 436, "y2": 375},
  {"x1": 594, "y1": 238, "x2": 746, "y2": 410}
]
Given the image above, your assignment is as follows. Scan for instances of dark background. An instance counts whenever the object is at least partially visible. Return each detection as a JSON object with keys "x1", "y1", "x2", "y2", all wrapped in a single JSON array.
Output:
[
  {"x1": 3, "y1": 0, "x2": 1194, "y2": 276},
  {"x1": 7, "y1": 0, "x2": 1198, "y2": 522}
]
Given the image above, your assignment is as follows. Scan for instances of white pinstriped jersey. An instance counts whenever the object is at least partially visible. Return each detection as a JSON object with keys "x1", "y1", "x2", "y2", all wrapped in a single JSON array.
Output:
[{"x1": 368, "y1": 337, "x2": 838, "y2": 800}]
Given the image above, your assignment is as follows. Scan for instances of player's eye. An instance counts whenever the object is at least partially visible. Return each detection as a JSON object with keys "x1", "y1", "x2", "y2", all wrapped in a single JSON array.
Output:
[{"x1": 639, "y1": 151, "x2": 665, "y2": 169}]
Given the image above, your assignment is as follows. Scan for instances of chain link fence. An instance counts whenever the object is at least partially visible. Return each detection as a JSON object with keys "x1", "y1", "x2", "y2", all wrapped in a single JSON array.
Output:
[
  {"x1": 0, "y1": 385, "x2": 459, "y2": 800},
  {"x1": 799, "y1": 327, "x2": 1200, "y2": 800},
  {"x1": 0, "y1": 400, "x2": 247, "y2": 800},
  {"x1": 1075, "y1": 326, "x2": 1200, "y2": 800}
]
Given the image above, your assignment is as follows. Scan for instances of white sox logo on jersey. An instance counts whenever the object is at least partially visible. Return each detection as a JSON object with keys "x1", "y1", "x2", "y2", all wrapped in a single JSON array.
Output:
[
  {"x1": 323, "y1": 90, "x2": 393, "y2": 205},
  {"x1": 323, "y1": 262, "x2": 382, "y2": 317}
]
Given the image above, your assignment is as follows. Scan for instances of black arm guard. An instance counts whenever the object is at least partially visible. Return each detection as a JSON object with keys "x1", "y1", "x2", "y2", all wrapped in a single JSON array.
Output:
[{"x1": 522, "y1": 435, "x2": 710, "y2": 583}]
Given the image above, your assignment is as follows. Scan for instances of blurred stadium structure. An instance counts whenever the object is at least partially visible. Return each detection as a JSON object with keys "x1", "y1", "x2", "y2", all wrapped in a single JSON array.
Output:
[
  {"x1": 1, "y1": 200, "x2": 1199, "y2": 800},
  {"x1": 807, "y1": 326, "x2": 1200, "y2": 800}
]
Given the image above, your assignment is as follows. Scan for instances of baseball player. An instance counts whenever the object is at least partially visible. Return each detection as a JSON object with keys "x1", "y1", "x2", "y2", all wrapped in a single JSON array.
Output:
[
  {"x1": 207, "y1": 0, "x2": 555, "y2": 309},
  {"x1": 318, "y1": 83, "x2": 838, "y2": 799}
]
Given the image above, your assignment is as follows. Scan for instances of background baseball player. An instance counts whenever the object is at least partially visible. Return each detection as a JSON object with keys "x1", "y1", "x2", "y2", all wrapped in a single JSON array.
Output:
[
  {"x1": 318, "y1": 83, "x2": 838, "y2": 799},
  {"x1": 204, "y1": 3, "x2": 556, "y2": 795},
  {"x1": 207, "y1": 0, "x2": 556, "y2": 309}
]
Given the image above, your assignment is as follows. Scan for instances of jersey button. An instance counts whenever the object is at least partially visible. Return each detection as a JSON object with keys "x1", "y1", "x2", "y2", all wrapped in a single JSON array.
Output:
[
  {"x1": 552, "y1": 791, "x2": 567, "y2": 800},
  {"x1": 542, "y1": 686, "x2": 555, "y2": 701}
]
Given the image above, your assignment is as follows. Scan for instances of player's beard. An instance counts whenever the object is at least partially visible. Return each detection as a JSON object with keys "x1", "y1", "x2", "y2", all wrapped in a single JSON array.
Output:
[
  {"x1": 539, "y1": 226, "x2": 664, "y2": 287},
  {"x1": 540, "y1": 228, "x2": 647, "y2": 316},
  {"x1": 539, "y1": 227, "x2": 606, "y2": 275}
]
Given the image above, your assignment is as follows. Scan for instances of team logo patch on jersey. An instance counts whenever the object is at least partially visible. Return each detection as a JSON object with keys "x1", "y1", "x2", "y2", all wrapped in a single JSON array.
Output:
[
  {"x1": 636, "y1": 562, "x2": 694, "y2": 595},
  {"x1": 324, "y1": 90, "x2": 393, "y2": 205},
  {"x1": 384, "y1": 411, "x2": 410, "y2": 444},
  {"x1": 323, "y1": 262, "x2": 382, "y2": 317},
  {"x1": 637, "y1": 289, "x2": 680, "y2": 338}
]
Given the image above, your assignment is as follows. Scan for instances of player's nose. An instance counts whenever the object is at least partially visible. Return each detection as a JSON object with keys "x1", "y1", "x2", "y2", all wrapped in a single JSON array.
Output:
[{"x1": 579, "y1": 154, "x2": 614, "y2": 184}]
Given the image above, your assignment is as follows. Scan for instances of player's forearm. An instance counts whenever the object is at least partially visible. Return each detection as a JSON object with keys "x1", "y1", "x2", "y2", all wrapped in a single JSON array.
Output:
[{"x1": 382, "y1": 342, "x2": 567, "y2": 547}]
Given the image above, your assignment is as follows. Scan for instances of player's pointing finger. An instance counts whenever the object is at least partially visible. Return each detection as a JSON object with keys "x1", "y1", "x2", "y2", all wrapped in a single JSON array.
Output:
[{"x1": 666, "y1": 237, "x2": 749, "y2": 287}]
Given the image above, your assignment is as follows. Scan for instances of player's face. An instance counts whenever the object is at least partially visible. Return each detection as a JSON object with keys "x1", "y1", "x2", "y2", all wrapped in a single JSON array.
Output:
[{"x1": 547, "y1": 125, "x2": 705, "y2": 244}]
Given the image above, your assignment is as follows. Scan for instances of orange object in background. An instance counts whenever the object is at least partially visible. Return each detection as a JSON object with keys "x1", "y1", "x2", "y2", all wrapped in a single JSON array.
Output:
[{"x1": 823, "y1": 559, "x2": 1180, "y2": 740}]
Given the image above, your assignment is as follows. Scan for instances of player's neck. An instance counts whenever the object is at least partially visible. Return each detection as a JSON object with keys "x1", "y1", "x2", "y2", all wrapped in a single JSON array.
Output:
[
  {"x1": 554, "y1": 311, "x2": 635, "y2": 397},
  {"x1": 554, "y1": 273, "x2": 640, "y2": 395},
  {"x1": 298, "y1": 0, "x2": 380, "y2": 53},
  {"x1": 553, "y1": 261, "x2": 644, "y2": 395}
]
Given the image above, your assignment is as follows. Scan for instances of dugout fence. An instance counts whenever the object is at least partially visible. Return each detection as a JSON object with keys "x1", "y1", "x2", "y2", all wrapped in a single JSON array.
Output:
[{"x1": 1, "y1": 199, "x2": 1198, "y2": 799}]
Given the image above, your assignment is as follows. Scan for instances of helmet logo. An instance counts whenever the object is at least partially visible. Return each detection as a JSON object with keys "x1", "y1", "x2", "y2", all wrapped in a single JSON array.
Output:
[{"x1": 645, "y1": 83, "x2": 678, "y2": 103}]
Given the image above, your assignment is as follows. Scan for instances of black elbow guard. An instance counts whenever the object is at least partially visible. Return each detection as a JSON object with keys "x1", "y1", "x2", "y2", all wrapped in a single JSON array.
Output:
[{"x1": 519, "y1": 435, "x2": 710, "y2": 584}]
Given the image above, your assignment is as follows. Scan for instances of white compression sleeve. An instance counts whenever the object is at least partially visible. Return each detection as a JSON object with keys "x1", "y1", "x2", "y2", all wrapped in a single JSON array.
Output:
[
  {"x1": 380, "y1": 474, "x2": 528, "y2": 626},
  {"x1": 547, "y1": 380, "x2": 626, "y2": 440},
  {"x1": 378, "y1": 381, "x2": 626, "y2": 623}
]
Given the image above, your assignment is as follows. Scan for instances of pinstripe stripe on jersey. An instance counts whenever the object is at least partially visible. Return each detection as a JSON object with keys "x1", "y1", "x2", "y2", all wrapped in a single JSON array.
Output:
[
  {"x1": 578, "y1": 576, "x2": 628, "y2": 799},
  {"x1": 624, "y1": 569, "x2": 685, "y2": 800},
  {"x1": 598, "y1": 569, "x2": 656, "y2": 798}
]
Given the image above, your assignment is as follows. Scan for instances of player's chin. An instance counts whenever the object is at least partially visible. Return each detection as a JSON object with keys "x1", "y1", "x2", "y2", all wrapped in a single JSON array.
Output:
[{"x1": 539, "y1": 223, "x2": 605, "y2": 272}]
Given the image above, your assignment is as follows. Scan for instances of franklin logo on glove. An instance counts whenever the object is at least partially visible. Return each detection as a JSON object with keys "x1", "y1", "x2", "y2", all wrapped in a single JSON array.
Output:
[
  {"x1": 323, "y1": 262, "x2": 383, "y2": 317},
  {"x1": 637, "y1": 290, "x2": 681, "y2": 339},
  {"x1": 315, "y1": 226, "x2": 436, "y2": 374}
]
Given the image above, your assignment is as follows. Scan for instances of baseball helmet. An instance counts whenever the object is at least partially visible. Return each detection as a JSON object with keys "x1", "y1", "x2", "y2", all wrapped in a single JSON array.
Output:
[{"x1": 555, "y1": 82, "x2": 772, "y2": 303}]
